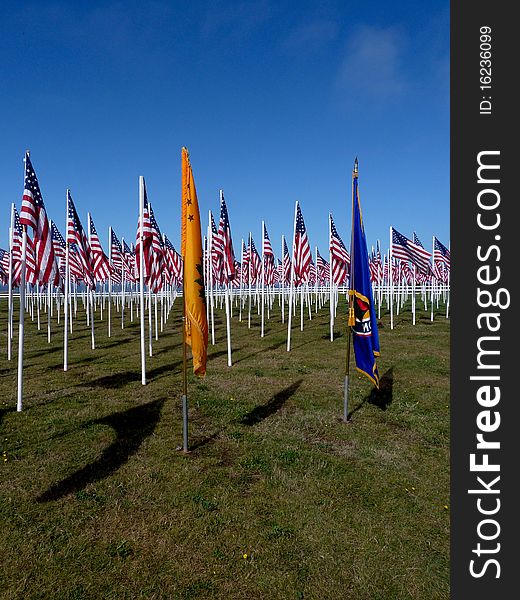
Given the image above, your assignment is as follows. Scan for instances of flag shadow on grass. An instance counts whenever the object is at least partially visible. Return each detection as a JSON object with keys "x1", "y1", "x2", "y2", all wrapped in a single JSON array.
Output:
[
  {"x1": 348, "y1": 368, "x2": 394, "y2": 419},
  {"x1": 36, "y1": 398, "x2": 165, "y2": 502},
  {"x1": 240, "y1": 379, "x2": 303, "y2": 426}
]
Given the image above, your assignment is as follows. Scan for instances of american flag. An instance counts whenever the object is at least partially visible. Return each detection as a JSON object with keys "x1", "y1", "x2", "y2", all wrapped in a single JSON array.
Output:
[
  {"x1": 391, "y1": 227, "x2": 432, "y2": 275},
  {"x1": 412, "y1": 232, "x2": 433, "y2": 275},
  {"x1": 241, "y1": 239, "x2": 249, "y2": 284},
  {"x1": 292, "y1": 203, "x2": 311, "y2": 286},
  {"x1": 262, "y1": 223, "x2": 275, "y2": 285},
  {"x1": 12, "y1": 205, "x2": 38, "y2": 286},
  {"x1": 275, "y1": 258, "x2": 283, "y2": 284},
  {"x1": 281, "y1": 237, "x2": 291, "y2": 284},
  {"x1": 209, "y1": 211, "x2": 222, "y2": 284},
  {"x1": 248, "y1": 236, "x2": 261, "y2": 284},
  {"x1": 374, "y1": 241, "x2": 383, "y2": 282},
  {"x1": 433, "y1": 236, "x2": 450, "y2": 267},
  {"x1": 122, "y1": 240, "x2": 137, "y2": 282},
  {"x1": 67, "y1": 191, "x2": 94, "y2": 288},
  {"x1": 19, "y1": 153, "x2": 60, "y2": 286},
  {"x1": 309, "y1": 259, "x2": 317, "y2": 285},
  {"x1": 135, "y1": 181, "x2": 153, "y2": 281},
  {"x1": 316, "y1": 248, "x2": 330, "y2": 283},
  {"x1": 231, "y1": 260, "x2": 242, "y2": 288},
  {"x1": 68, "y1": 245, "x2": 87, "y2": 282},
  {"x1": 164, "y1": 235, "x2": 182, "y2": 284},
  {"x1": 0, "y1": 248, "x2": 9, "y2": 282},
  {"x1": 148, "y1": 203, "x2": 165, "y2": 292},
  {"x1": 433, "y1": 236, "x2": 450, "y2": 281},
  {"x1": 89, "y1": 214, "x2": 113, "y2": 282},
  {"x1": 51, "y1": 222, "x2": 81, "y2": 282},
  {"x1": 216, "y1": 194, "x2": 236, "y2": 283},
  {"x1": 110, "y1": 229, "x2": 123, "y2": 271},
  {"x1": 368, "y1": 248, "x2": 378, "y2": 282},
  {"x1": 51, "y1": 222, "x2": 66, "y2": 261},
  {"x1": 329, "y1": 214, "x2": 350, "y2": 284}
]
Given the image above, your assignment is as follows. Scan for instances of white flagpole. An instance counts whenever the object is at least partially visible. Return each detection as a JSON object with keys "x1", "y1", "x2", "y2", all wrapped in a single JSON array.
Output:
[
  {"x1": 7, "y1": 204, "x2": 15, "y2": 360},
  {"x1": 47, "y1": 272, "x2": 51, "y2": 343},
  {"x1": 139, "y1": 177, "x2": 146, "y2": 385},
  {"x1": 239, "y1": 238, "x2": 244, "y2": 322},
  {"x1": 108, "y1": 226, "x2": 112, "y2": 337},
  {"x1": 314, "y1": 247, "x2": 318, "y2": 313},
  {"x1": 281, "y1": 235, "x2": 285, "y2": 324},
  {"x1": 248, "y1": 232, "x2": 252, "y2": 329},
  {"x1": 431, "y1": 235, "x2": 435, "y2": 321},
  {"x1": 287, "y1": 202, "x2": 298, "y2": 351},
  {"x1": 220, "y1": 190, "x2": 233, "y2": 366},
  {"x1": 121, "y1": 236, "x2": 126, "y2": 329},
  {"x1": 329, "y1": 213, "x2": 334, "y2": 341},
  {"x1": 17, "y1": 226, "x2": 27, "y2": 412},
  {"x1": 389, "y1": 227, "x2": 394, "y2": 330},
  {"x1": 64, "y1": 241, "x2": 70, "y2": 371},
  {"x1": 261, "y1": 220, "x2": 265, "y2": 337},
  {"x1": 87, "y1": 213, "x2": 95, "y2": 350},
  {"x1": 208, "y1": 211, "x2": 215, "y2": 344},
  {"x1": 204, "y1": 230, "x2": 209, "y2": 324}
]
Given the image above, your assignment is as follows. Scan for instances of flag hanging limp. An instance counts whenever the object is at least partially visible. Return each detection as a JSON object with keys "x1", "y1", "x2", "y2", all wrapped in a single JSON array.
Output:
[
  {"x1": 181, "y1": 147, "x2": 208, "y2": 376},
  {"x1": 349, "y1": 160, "x2": 380, "y2": 387}
]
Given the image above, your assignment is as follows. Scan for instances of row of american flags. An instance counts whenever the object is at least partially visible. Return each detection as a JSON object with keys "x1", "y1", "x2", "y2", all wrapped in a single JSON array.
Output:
[{"x1": 0, "y1": 153, "x2": 450, "y2": 294}]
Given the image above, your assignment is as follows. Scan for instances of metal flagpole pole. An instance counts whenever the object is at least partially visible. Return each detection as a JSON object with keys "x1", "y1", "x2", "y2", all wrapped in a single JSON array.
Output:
[
  {"x1": 248, "y1": 232, "x2": 252, "y2": 329},
  {"x1": 261, "y1": 220, "x2": 265, "y2": 337},
  {"x1": 239, "y1": 238, "x2": 244, "y2": 322},
  {"x1": 329, "y1": 214, "x2": 334, "y2": 341},
  {"x1": 220, "y1": 192, "x2": 233, "y2": 366},
  {"x1": 121, "y1": 236, "x2": 125, "y2": 329},
  {"x1": 139, "y1": 177, "x2": 146, "y2": 385},
  {"x1": 430, "y1": 235, "x2": 435, "y2": 321},
  {"x1": 389, "y1": 227, "x2": 394, "y2": 330},
  {"x1": 47, "y1": 268, "x2": 51, "y2": 343},
  {"x1": 286, "y1": 202, "x2": 297, "y2": 351},
  {"x1": 64, "y1": 240, "x2": 70, "y2": 370},
  {"x1": 208, "y1": 211, "x2": 215, "y2": 344},
  {"x1": 7, "y1": 204, "x2": 14, "y2": 360},
  {"x1": 17, "y1": 225, "x2": 27, "y2": 412},
  {"x1": 314, "y1": 247, "x2": 318, "y2": 313},
  {"x1": 108, "y1": 226, "x2": 112, "y2": 337},
  {"x1": 87, "y1": 213, "x2": 95, "y2": 350},
  {"x1": 281, "y1": 235, "x2": 285, "y2": 324},
  {"x1": 181, "y1": 258, "x2": 189, "y2": 453},
  {"x1": 412, "y1": 264, "x2": 416, "y2": 325}
]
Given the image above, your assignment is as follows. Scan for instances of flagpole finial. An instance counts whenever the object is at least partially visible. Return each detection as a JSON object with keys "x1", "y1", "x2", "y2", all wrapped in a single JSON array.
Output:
[{"x1": 353, "y1": 157, "x2": 358, "y2": 177}]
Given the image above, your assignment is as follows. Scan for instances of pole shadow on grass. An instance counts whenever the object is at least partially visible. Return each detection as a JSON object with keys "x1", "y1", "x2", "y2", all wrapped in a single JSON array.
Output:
[
  {"x1": 36, "y1": 398, "x2": 165, "y2": 502},
  {"x1": 78, "y1": 361, "x2": 183, "y2": 389},
  {"x1": 240, "y1": 379, "x2": 303, "y2": 426},
  {"x1": 348, "y1": 368, "x2": 394, "y2": 419}
]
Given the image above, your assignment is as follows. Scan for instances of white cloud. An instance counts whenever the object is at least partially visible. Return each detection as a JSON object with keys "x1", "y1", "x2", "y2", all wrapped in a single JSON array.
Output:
[{"x1": 336, "y1": 26, "x2": 407, "y2": 101}]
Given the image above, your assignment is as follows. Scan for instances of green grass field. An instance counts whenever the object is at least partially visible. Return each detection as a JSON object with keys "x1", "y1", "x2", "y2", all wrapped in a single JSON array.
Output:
[{"x1": 0, "y1": 294, "x2": 449, "y2": 599}]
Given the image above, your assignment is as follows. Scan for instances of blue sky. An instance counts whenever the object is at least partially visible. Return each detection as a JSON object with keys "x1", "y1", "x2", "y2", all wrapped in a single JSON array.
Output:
[{"x1": 1, "y1": 1, "x2": 449, "y2": 258}]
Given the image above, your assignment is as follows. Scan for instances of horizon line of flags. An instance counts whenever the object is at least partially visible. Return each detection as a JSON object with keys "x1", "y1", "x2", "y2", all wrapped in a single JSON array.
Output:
[{"x1": 1, "y1": 153, "x2": 450, "y2": 295}]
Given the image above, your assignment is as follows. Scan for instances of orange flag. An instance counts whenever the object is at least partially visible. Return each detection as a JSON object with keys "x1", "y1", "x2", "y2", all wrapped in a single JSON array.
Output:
[{"x1": 181, "y1": 147, "x2": 208, "y2": 376}]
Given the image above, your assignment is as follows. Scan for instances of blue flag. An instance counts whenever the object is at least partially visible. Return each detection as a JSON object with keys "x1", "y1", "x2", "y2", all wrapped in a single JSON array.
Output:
[{"x1": 349, "y1": 161, "x2": 380, "y2": 387}]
